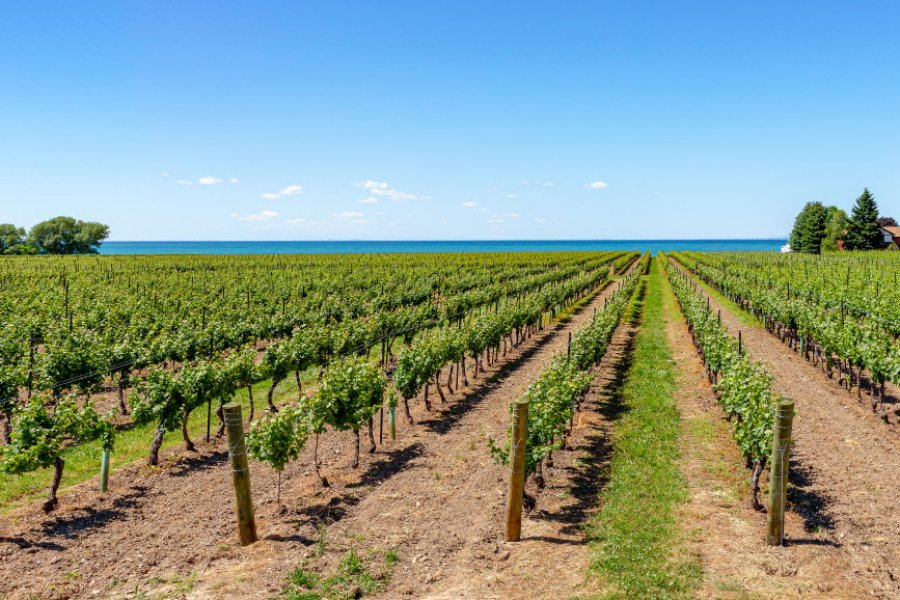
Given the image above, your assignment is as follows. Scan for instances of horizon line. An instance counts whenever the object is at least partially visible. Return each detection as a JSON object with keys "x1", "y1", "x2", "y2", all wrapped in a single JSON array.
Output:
[{"x1": 104, "y1": 237, "x2": 788, "y2": 243}]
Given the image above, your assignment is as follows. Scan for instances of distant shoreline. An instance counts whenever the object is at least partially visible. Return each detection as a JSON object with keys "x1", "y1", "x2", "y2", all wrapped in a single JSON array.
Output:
[{"x1": 99, "y1": 239, "x2": 785, "y2": 255}]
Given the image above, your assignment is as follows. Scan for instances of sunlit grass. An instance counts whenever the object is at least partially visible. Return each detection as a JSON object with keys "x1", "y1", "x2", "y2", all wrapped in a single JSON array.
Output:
[
  {"x1": 0, "y1": 370, "x2": 314, "y2": 513},
  {"x1": 587, "y1": 258, "x2": 700, "y2": 599}
]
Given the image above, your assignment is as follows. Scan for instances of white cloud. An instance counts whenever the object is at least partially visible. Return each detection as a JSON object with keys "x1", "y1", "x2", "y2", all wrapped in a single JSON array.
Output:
[
  {"x1": 176, "y1": 180, "x2": 194, "y2": 186},
  {"x1": 260, "y1": 184, "x2": 303, "y2": 199},
  {"x1": 505, "y1": 193, "x2": 518, "y2": 199},
  {"x1": 285, "y1": 218, "x2": 308, "y2": 225},
  {"x1": 534, "y1": 218, "x2": 548, "y2": 224},
  {"x1": 354, "y1": 180, "x2": 389, "y2": 190},
  {"x1": 358, "y1": 197, "x2": 379, "y2": 204},
  {"x1": 355, "y1": 180, "x2": 418, "y2": 201},
  {"x1": 503, "y1": 212, "x2": 521, "y2": 218},
  {"x1": 229, "y1": 178, "x2": 239, "y2": 184},
  {"x1": 461, "y1": 201, "x2": 478, "y2": 208},
  {"x1": 161, "y1": 172, "x2": 170, "y2": 177},
  {"x1": 372, "y1": 188, "x2": 416, "y2": 201},
  {"x1": 235, "y1": 210, "x2": 279, "y2": 222},
  {"x1": 334, "y1": 211, "x2": 365, "y2": 219},
  {"x1": 586, "y1": 181, "x2": 608, "y2": 190},
  {"x1": 199, "y1": 176, "x2": 222, "y2": 186}
]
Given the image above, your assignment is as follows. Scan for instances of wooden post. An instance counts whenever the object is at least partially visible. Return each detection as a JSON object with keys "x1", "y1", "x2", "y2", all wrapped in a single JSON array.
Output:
[
  {"x1": 738, "y1": 331, "x2": 742, "y2": 356},
  {"x1": 567, "y1": 332, "x2": 572, "y2": 361},
  {"x1": 505, "y1": 399, "x2": 529, "y2": 542},
  {"x1": 223, "y1": 403, "x2": 258, "y2": 546},
  {"x1": 99, "y1": 448, "x2": 110, "y2": 493},
  {"x1": 766, "y1": 399, "x2": 795, "y2": 546}
]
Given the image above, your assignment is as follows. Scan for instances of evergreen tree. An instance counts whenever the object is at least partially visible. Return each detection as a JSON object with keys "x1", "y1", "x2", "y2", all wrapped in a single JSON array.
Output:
[
  {"x1": 820, "y1": 207, "x2": 848, "y2": 252},
  {"x1": 788, "y1": 202, "x2": 828, "y2": 254},
  {"x1": 844, "y1": 188, "x2": 882, "y2": 250},
  {"x1": 799, "y1": 202, "x2": 827, "y2": 253},
  {"x1": 788, "y1": 205, "x2": 809, "y2": 251}
]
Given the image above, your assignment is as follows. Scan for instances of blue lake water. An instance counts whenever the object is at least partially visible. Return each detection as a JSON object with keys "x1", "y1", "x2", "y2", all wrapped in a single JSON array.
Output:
[{"x1": 100, "y1": 240, "x2": 784, "y2": 256}]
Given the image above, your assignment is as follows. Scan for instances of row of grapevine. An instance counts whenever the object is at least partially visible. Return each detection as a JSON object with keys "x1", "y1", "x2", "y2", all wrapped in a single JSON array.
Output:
[
  {"x1": 0, "y1": 251, "x2": 629, "y2": 443},
  {"x1": 243, "y1": 256, "x2": 640, "y2": 503},
  {"x1": 672, "y1": 251, "x2": 900, "y2": 419},
  {"x1": 663, "y1": 256, "x2": 781, "y2": 508},
  {"x1": 0, "y1": 252, "x2": 635, "y2": 512},
  {"x1": 489, "y1": 253, "x2": 650, "y2": 496},
  {"x1": 0, "y1": 252, "x2": 629, "y2": 409}
]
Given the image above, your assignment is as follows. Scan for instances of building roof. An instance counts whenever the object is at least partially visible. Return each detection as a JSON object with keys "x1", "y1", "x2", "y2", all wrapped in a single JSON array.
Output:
[{"x1": 882, "y1": 225, "x2": 900, "y2": 237}]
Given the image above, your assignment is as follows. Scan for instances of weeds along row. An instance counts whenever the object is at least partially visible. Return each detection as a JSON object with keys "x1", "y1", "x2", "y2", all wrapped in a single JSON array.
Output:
[
  {"x1": 663, "y1": 254, "x2": 784, "y2": 509},
  {"x1": 490, "y1": 252, "x2": 650, "y2": 503}
]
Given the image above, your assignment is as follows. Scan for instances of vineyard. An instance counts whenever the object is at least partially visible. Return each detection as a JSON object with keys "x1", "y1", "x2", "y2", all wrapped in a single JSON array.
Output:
[
  {"x1": 0, "y1": 250, "x2": 899, "y2": 599},
  {"x1": 671, "y1": 251, "x2": 900, "y2": 420}
]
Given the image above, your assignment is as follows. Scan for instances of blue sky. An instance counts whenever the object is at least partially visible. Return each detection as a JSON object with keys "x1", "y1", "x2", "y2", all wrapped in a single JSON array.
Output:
[{"x1": 1, "y1": 1, "x2": 899, "y2": 241}]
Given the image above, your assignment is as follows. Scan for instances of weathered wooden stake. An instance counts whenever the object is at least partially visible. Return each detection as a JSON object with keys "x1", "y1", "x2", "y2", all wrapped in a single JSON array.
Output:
[
  {"x1": 738, "y1": 331, "x2": 742, "y2": 356},
  {"x1": 99, "y1": 448, "x2": 110, "y2": 493},
  {"x1": 223, "y1": 403, "x2": 258, "y2": 546},
  {"x1": 766, "y1": 399, "x2": 795, "y2": 546},
  {"x1": 567, "y1": 332, "x2": 572, "y2": 361},
  {"x1": 505, "y1": 399, "x2": 529, "y2": 542}
]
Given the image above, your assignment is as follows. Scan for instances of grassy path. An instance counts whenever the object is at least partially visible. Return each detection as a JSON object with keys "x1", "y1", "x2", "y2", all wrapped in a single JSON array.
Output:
[{"x1": 586, "y1": 257, "x2": 699, "y2": 599}]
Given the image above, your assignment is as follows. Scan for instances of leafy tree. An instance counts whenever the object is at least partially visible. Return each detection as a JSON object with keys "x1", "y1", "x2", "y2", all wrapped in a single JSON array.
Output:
[
  {"x1": 788, "y1": 202, "x2": 828, "y2": 254},
  {"x1": 0, "y1": 395, "x2": 114, "y2": 512},
  {"x1": 0, "y1": 224, "x2": 30, "y2": 255},
  {"x1": 28, "y1": 216, "x2": 109, "y2": 255},
  {"x1": 844, "y1": 188, "x2": 882, "y2": 250},
  {"x1": 821, "y1": 207, "x2": 849, "y2": 252},
  {"x1": 877, "y1": 216, "x2": 897, "y2": 227}
]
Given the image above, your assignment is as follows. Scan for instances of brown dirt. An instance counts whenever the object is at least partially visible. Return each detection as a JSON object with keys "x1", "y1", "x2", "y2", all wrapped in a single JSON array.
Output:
[
  {"x1": 678, "y1": 269, "x2": 900, "y2": 599},
  {"x1": 0, "y1": 275, "x2": 633, "y2": 600},
  {"x1": 661, "y1": 271, "x2": 869, "y2": 599}
]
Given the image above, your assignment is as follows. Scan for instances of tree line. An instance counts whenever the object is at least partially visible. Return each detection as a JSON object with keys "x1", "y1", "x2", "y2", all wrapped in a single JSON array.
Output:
[
  {"x1": 789, "y1": 188, "x2": 895, "y2": 254},
  {"x1": 0, "y1": 216, "x2": 109, "y2": 255}
]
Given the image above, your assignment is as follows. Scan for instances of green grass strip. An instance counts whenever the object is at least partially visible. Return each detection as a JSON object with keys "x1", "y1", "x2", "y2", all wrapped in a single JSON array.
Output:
[
  {"x1": 0, "y1": 373, "x2": 309, "y2": 512},
  {"x1": 587, "y1": 258, "x2": 699, "y2": 599}
]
